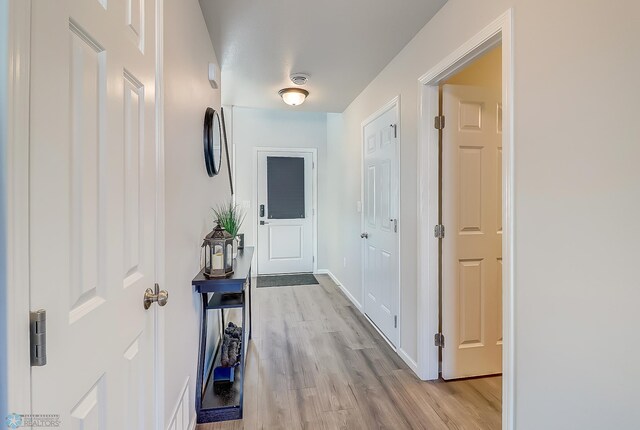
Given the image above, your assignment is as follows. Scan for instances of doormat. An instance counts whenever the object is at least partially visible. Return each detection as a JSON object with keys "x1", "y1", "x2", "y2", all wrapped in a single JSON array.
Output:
[{"x1": 256, "y1": 274, "x2": 319, "y2": 288}]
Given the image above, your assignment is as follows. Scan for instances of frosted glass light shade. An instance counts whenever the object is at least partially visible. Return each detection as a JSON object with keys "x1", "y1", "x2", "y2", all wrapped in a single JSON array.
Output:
[{"x1": 278, "y1": 88, "x2": 309, "y2": 106}]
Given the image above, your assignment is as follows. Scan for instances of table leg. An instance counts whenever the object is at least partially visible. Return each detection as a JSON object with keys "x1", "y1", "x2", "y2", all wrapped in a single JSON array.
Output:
[
  {"x1": 195, "y1": 293, "x2": 208, "y2": 415},
  {"x1": 248, "y1": 268, "x2": 252, "y2": 339},
  {"x1": 221, "y1": 303, "x2": 226, "y2": 333}
]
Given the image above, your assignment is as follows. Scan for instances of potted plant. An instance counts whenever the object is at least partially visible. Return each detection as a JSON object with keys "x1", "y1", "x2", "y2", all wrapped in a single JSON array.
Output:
[{"x1": 212, "y1": 200, "x2": 246, "y2": 258}]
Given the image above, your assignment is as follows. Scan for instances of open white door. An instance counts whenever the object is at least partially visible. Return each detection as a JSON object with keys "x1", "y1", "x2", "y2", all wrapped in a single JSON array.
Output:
[
  {"x1": 29, "y1": 0, "x2": 159, "y2": 427},
  {"x1": 362, "y1": 104, "x2": 400, "y2": 347},
  {"x1": 441, "y1": 84, "x2": 502, "y2": 380},
  {"x1": 257, "y1": 150, "x2": 314, "y2": 275}
]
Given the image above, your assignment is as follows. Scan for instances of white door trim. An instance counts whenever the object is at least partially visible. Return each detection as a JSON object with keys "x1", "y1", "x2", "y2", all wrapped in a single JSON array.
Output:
[
  {"x1": 153, "y1": 0, "x2": 165, "y2": 429},
  {"x1": 252, "y1": 147, "x2": 318, "y2": 275},
  {"x1": 416, "y1": 8, "x2": 514, "y2": 430},
  {"x1": 5, "y1": 0, "x2": 33, "y2": 418},
  {"x1": 359, "y1": 96, "x2": 402, "y2": 349}
]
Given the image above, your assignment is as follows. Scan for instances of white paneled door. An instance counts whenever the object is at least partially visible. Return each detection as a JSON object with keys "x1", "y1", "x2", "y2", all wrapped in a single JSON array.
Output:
[
  {"x1": 362, "y1": 104, "x2": 399, "y2": 347},
  {"x1": 30, "y1": 0, "x2": 158, "y2": 428},
  {"x1": 441, "y1": 84, "x2": 502, "y2": 380},
  {"x1": 257, "y1": 151, "x2": 314, "y2": 274}
]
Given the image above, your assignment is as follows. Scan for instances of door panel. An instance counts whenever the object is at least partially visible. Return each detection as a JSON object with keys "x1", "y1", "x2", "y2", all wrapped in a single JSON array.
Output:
[
  {"x1": 123, "y1": 337, "x2": 145, "y2": 430},
  {"x1": 458, "y1": 259, "x2": 483, "y2": 347},
  {"x1": 30, "y1": 0, "x2": 157, "y2": 427},
  {"x1": 458, "y1": 146, "x2": 482, "y2": 233},
  {"x1": 442, "y1": 84, "x2": 502, "y2": 379},
  {"x1": 269, "y1": 225, "x2": 304, "y2": 259},
  {"x1": 380, "y1": 160, "x2": 391, "y2": 231},
  {"x1": 123, "y1": 73, "x2": 144, "y2": 284},
  {"x1": 362, "y1": 105, "x2": 399, "y2": 347},
  {"x1": 70, "y1": 377, "x2": 105, "y2": 429},
  {"x1": 367, "y1": 166, "x2": 376, "y2": 227},
  {"x1": 257, "y1": 151, "x2": 314, "y2": 274}
]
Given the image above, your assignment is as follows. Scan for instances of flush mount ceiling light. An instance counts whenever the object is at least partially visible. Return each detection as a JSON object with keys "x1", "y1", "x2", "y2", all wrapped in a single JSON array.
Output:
[{"x1": 278, "y1": 88, "x2": 309, "y2": 106}]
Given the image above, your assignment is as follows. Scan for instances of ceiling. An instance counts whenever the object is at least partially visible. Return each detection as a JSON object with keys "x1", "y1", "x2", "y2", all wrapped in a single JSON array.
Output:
[{"x1": 199, "y1": 0, "x2": 447, "y2": 113}]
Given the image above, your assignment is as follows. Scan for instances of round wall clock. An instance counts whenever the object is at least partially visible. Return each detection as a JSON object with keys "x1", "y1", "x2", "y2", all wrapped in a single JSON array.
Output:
[{"x1": 203, "y1": 107, "x2": 222, "y2": 177}]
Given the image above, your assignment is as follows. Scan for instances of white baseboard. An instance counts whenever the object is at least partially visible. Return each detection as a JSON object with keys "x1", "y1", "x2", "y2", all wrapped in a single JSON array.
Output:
[
  {"x1": 320, "y1": 270, "x2": 362, "y2": 310},
  {"x1": 321, "y1": 269, "x2": 420, "y2": 377},
  {"x1": 398, "y1": 347, "x2": 419, "y2": 375}
]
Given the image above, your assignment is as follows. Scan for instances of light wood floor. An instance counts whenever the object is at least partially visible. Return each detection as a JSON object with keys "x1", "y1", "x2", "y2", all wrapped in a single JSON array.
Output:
[{"x1": 198, "y1": 274, "x2": 501, "y2": 430}]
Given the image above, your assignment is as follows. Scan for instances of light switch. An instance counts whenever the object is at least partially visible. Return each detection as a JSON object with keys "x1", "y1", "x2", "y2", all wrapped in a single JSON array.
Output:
[{"x1": 356, "y1": 201, "x2": 362, "y2": 212}]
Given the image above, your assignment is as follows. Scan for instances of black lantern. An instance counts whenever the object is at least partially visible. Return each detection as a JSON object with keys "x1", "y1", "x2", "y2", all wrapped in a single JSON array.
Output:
[{"x1": 203, "y1": 223, "x2": 234, "y2": 278}]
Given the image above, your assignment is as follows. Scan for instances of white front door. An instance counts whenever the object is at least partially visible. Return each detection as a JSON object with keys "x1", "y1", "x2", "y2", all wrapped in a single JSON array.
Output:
[
  {"x1": 30, "y1": 0, "x2": 158, "y2": 427},
  {"x1": 257, "y1": 151, "x2": 314, "y2": 274},
  {"x1": 441, "y1": 84, "x2": 502, "y2": 379},
  {"x1": 362, "y1": 105, "x2": 399, "y2": 347}
]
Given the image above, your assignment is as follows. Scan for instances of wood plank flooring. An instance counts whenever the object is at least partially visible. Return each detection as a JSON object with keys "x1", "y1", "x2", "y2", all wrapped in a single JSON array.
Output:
[{"x1": 198, "y1": 274, "x2": 501, "y2": 430}]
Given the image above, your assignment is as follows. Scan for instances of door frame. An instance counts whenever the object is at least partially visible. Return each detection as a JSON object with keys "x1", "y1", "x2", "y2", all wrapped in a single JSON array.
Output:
[
  {"x1": 360, "y1": 96, "x2": 402, "y2": 350},
  {"x1": 252, "y1": 147, "x2": 318, "y2": 275},
  {"x1": 4, "y1": 1, "x2": 167, "y2": 428},
  {"x1": 153, "y1": 0, "x2": 166, "y2": 428},
  {"x1": 416, "y1": 8, "x2": 514, "y2": 429},
  {"x1": 5, "y1": 0, "x2": 32, "y2": 418}
]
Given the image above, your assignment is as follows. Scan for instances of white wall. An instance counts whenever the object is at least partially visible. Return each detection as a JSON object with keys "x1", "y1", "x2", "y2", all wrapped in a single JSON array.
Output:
[
  {"x1": 231, "y1": 107, "x2": 328, "y2": 270},
  {"x1": 326, "y1": 0, "x2": 640, "y2": 428},
  {"x1": 164, "y1": 0, "x2": 231, "y2": 427}
]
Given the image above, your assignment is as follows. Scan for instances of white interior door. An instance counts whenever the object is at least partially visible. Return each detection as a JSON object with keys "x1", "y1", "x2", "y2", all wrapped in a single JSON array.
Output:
[
  {"x1": 441, "y1": 84, "x2": 502, "y2": 380},
  {"x1": 30, "y1": 0, "x2": 158, "y2": 428},
  {"x1": 362, "y1": 105, "x2": 399, "y2": 347},
  {"x1": 257, "y1": 151, "x2": 314, "y2": 275}
]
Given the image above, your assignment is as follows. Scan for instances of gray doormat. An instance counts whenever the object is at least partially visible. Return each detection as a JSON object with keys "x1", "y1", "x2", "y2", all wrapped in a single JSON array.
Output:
[{"x1": 256, "y1": 274, "x2": 319, "y2": 288}]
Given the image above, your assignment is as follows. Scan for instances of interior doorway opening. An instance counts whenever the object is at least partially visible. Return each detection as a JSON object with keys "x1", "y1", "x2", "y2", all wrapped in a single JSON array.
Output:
[
  {"x1": 417, "y1": 9, "x2": 514, "y2": 429},
  {"x1": 438, "y1": 45, "x2": 503, "y2": 380}
]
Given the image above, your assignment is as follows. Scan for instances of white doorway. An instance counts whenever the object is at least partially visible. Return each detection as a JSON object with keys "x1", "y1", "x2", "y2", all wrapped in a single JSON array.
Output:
[
  {"x1": 417, "y1": 9, "x2": 514, "y2": 428},
  {"x1": 27, "y1": 0, "x2": 161, "y2": 428},
  {"x1": 361, "y1": 99, "x2": 400, "y2": 347},
  {"x1": 256, "y1": 149, "x2": 317, "y2": 275}
]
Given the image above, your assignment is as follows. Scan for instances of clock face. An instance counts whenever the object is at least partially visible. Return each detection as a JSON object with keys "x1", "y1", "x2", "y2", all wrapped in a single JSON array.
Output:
[{"x1": 204, "y1": 107, "x2": 222, "y2": 177}]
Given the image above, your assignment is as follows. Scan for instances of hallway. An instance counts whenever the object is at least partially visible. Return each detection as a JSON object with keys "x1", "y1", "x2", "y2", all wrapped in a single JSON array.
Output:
[{"x1": 199, "y1": 275, "x2": 501, "y2": 430}]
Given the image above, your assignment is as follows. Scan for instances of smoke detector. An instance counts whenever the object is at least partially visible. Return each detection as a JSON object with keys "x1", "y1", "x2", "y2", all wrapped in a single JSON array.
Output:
[{"x1": 290, "y1": 73, "x2": 310, "y2": 86}]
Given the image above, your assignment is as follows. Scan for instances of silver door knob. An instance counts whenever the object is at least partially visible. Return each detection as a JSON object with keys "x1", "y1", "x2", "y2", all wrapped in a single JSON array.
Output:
[
  {"x1": 360, "y1": 232, "x2": 369, "y2": 239},
  {"x1": 144, "y1": 283, "x2": 169, "y2": 310}
]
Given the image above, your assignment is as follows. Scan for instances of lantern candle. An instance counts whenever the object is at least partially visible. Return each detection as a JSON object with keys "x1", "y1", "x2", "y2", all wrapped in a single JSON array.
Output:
[{"x1": 213, "y1": 249, "x2": 224, "y2": 270}]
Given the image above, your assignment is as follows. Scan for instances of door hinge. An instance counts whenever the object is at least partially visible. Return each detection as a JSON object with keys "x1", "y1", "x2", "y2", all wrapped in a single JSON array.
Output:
[
  {"x1": 391, "y1": 218, "x2": 398, "y2": 233},
  {"x1": 394, "y1": 315, "x2": 398, "y2": 328},
  {"x1": 312, "y1": 161, "x2": 315, "y2": 169},
  {"x1": 434, "y1": 115, "x2": 445, "y2": 130},
  {"x1": 390, "y1": 123, "x2": 397, "y2": 138},
  {"x1": 434, "y1": 224, "x2": 445, "y2": 239},
  {"x1": 313, "y1": 256, "x2": 315, "y2": 263},
  {"x1": 434, "y1": 333, "x2": 445, "y2": 348},
  {"x1": 30, "y1": 310, "x2": 47, "y2": 367}
]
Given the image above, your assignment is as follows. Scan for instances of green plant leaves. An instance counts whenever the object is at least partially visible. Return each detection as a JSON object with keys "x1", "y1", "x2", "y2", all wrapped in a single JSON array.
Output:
[{"x1": 212, "y1": 200, "x2": 246, "y2": 238}]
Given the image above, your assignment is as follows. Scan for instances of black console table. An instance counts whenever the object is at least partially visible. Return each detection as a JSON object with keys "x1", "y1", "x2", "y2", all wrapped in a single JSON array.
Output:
[{"x1": 192, "y1": 247, "x2": 254, "y2": 423}]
